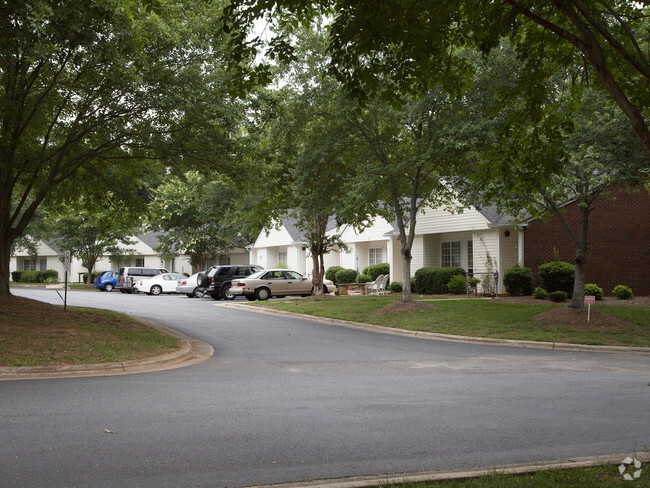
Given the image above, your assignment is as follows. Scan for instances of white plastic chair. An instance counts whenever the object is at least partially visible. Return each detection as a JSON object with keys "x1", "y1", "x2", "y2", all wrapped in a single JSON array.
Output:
[
  {"x1": 377, "y1": 274, "x2": 390, "y2": 295},
  {"x1": 365, "y1": 274, "x2": 384, "y2": 295}
]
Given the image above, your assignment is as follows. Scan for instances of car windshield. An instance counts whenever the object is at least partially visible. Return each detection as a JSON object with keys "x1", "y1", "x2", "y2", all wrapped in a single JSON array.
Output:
[{"x1": 247, "y1": 270, "x2": 265, "y2": 279}]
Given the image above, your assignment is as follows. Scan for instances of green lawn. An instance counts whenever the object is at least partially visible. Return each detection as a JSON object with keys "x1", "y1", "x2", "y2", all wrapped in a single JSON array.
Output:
[
  {"x1": 381, "y1": 464, "x2": 649, "y2": 487},
  {"x1": 255, "y1": 296, "x2": 650, "y2": 347}
]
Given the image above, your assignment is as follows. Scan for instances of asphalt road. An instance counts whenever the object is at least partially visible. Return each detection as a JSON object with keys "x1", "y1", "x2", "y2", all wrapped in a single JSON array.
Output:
[{"x1": 2, "y1": 288, "x2": 649, "y2": 487}]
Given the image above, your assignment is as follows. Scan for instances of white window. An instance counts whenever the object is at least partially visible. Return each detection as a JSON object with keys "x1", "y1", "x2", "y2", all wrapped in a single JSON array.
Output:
[
  {"x1": 467, "y1": 240, "x2": 473, "y2": 274},
  {"x1": 218, "y1": 255, "x2": 231, "y2": 265},
  {"x1": 278, "y1": 251, "x2": 287, "y2": 266},
  {"x1": 441, "y1": 241, "x2": 461, "y2": 268},
  {"x1": 135, "y1": 258, "x2": 145, "y2": 267},
  {"x1": 369, "y1": 248, "x2": 383, "y2": 266},
  {"x1": 23, "y1": 259, "x2": 36, "y2": 271},
  {"x1": 40, "y1": 258, "x2": 47, "y2": 271}
]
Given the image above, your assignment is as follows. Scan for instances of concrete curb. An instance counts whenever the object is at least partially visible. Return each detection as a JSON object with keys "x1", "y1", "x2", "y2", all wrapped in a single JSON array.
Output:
[
  {"x1": 242, "y1": 452, "x2": 650, "y2": 488},
  {"x1": 222, "y1": 303, "x2": 650, "y2": 354},
  {"x1": 0, "y1": 317, "x2": 213, "y2": 381}
]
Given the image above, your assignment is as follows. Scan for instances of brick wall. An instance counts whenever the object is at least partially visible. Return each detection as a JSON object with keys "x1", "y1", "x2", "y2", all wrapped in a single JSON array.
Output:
[{"x1": 524, "y1": 185, "x2": 650, "y2": 296}]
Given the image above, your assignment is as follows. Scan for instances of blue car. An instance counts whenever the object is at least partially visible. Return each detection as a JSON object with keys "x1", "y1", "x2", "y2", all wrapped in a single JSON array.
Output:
[{"x1": 94, "y1": 271, "x2": 119, "y2": 292}]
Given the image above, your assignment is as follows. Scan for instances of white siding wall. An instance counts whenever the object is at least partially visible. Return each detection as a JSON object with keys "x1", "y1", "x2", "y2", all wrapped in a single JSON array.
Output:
[
  {"x1": 473, "y1": 230, "x2": 500, "y2": 293},
  {"x1": 414, "y1": 206, "x2": 491, "y2": 234},
  {"x1": 254, "y1": 225, "x2": 294, "y2": 248},
  {"x1": 498, "y1": 227, "x2": 519, "y2": 281},
  {"x1": 339, "y1": 217, "x2": 394, "y2": 243}
]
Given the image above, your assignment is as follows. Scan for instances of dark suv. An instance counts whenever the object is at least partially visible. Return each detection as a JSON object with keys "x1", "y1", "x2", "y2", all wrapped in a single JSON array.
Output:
[{"x1": 198, "y1": 265, "x2": 264, "y2": 300}]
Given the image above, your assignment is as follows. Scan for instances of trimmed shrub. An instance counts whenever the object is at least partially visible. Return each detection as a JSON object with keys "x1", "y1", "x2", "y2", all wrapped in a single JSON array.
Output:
[
  {"x1": 11, "y1": 271, "x2": 23, "y2": 282},
  {"x1": 612, "y1": 285, "x2": 633, "y2": 300},
  {"x1": 20, "y1": 270, "x2": 39, "y2": 283},
  {"x1": 447, "y1": 275, "x2": 468, "y2": 294},
  {"x1": 503, "y1": 264, "x2": 534, "y2": 296},
  {"x1": 335, "y1": 268, "x2": 358, "y2": 285},
  {"x1": 389, "y1": 281, "x2": 403, "y2": 293},
  {"x1": 39, "y1": 270, "x2": 58, "y2": 283},
  {"x1": 357, "y1": 274, "x2": 372, "y2": 284},
  {"x1": 538, "y1": 261, "x2": 575, "y2": 294},
  {"x1": 414, "y1": 267, "x2": 466, "y2": 295},
  {"x1": 363, "y1": 263, "x2": 390, "y2": 281},
  {"x1": 584, "y1": 283, "x2": 604, "y2": 300},
  {"x1": 548, "y1": 291, "x2": 568, "y2": 302},
  {"x1": 326, "y1": 266, "x2": 345, "y2": 285},
  {"x1": 410, "y1": 277, "x2": 417, "y2": 293},
  {"x1": 468, "y1": 277, "x2": 480, "y2": 288},
  {"x1": 533, "y1": 287, "x2": 549, "y2": 300}
]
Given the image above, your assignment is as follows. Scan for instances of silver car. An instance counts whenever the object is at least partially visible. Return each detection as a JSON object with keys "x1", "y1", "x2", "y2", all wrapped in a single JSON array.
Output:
[
  {"x1": 230, "y1": 269, "x2": 315, "y2": 301},
  {"x1": 175, "y1": 272, "x2": 205, "y2": 298}
]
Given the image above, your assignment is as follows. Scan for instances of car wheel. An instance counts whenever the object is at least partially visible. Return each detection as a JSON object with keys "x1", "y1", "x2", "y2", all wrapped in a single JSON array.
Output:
[
  {"x1": 245, "y1": 294, "x2": 256, "y2": 301},
  {"x1": 255, "y1": 287, "x2": 270, "y2": 301},
  {"x1": 322, "y1": 284, "x2": 328, "y2": 294},
  {"x1": 222, "y1": 285, "x2": 235, "y2": 300},
  {"x1": 186, "y1": 286, "x2": 198, "y2": 298},
  {"x1": 150, "y1": 285, "x2": 163, "y2": 296},
  {"x1": 120, "y1": 289, "x2": 126, "y2": 294},
  {"x1": 104, "y1": 283, "x2": 114, "y2": 292}
]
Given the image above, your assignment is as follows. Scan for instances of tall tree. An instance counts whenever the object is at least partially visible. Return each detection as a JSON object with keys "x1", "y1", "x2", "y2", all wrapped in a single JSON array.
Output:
[
  {"x1": 0, "y1": 0, "x2": 241, "y2": 295},
  {"x1": 349, "y1": 89, "x2": 469, "y2": 301},
  {"x1": 460, "y1": 48, "x2": 649, "y2": 307},
  {"x1": 45, "y1": 198, "x2": 138, "y2": 285},
  {"x1": 147, "y1": 172, "x2": 244, "y2": 272},
  {"x1": 247, "y1": 23, "x2": 369, "y2": 294}
]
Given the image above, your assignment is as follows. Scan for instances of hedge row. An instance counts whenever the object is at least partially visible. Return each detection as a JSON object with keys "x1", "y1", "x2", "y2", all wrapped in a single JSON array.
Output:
[{"x1": 11, "y1": 270, "x2": 59, "y2": 283}]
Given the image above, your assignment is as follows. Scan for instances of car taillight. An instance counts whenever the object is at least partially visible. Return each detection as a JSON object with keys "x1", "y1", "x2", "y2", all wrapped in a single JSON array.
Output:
[
  {"x1": 182, "y1": 280, "x2": 187, "y2": 285},
  {"x1": 211, "y1": 277, "x2": 215, "y2": 284}
]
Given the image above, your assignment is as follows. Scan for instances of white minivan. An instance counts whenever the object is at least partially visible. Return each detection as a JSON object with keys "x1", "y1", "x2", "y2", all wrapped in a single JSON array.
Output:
[{"x1": 116, "y1": 266, "x2": 168, "y2": 293}]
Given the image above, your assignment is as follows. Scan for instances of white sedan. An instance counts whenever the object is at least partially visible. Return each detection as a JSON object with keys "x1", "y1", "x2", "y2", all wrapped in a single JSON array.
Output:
[{"x1": 135, "y1": 273, "x2": 188, "y2": 296}]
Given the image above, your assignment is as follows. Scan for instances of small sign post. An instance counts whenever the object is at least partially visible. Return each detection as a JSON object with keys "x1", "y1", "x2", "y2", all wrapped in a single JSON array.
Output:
[
  {"x1": 585, "y1": 295, "x2": 596, "y2": 322},
  {"x1": 64, "y1": 251, "x2": 70, "y2": 312}
]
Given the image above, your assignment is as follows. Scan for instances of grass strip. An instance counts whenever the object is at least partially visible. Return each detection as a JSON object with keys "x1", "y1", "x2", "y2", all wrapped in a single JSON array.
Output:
[
  {"x1": 0, "y1": 306, "x2": 181, "y2": 367},
  {"x1": 257, "y1": 296, "x2": 650, "y2": 347},
  {"x1": 381, "y1": 464, "x2": 649, "y2": 487}
]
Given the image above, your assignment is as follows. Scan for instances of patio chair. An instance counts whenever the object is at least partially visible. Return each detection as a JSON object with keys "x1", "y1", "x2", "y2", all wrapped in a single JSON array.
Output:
[
  {"x1": 365, "y1": 274, "x2": 384, "y2": 296},
  {"x1": 377, "y1": 274, "x2": 390, "y2": 295}
]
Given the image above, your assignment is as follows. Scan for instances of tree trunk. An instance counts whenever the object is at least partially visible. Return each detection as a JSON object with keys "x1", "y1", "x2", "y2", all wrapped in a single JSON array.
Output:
[
  {"x1": 0, "y1": 234, "x2": 12, "y2": 296},
  {"x1": 570, "y1": 205, "x2": 590, "y2": 309},
  {"x1": 401, "y1": 247, "x2": 412, "y2": 302},
  {"x1": 311, "y1": 246, "x2": 324, "y2": 296}
]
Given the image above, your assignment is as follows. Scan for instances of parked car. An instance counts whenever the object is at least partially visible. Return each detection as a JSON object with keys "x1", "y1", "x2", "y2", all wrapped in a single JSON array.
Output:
[
  {"x1": 116, "y1": 266, "x2": 168, "y2": 293},
  {"x1": 176, "y1": 272, "x2": 205, "y2": 298},
  {"x1": 197, "y1": 265, "x2": 264, "y2": 300},
  {"x1": 229, "y1": 269, "x2": 318, "y2": 300},
  {"x1": 134, "y1": 273, "x2": 187, "y2": 296},
  {"x1": 94, "y1": 271, "x2": 118, "y2": 292}
]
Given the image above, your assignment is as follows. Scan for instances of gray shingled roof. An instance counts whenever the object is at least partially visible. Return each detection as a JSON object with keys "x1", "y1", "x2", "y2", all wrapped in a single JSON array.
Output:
[
  {"x1": 476, "y1": 205, "x2": 518, "y2": 226},
  {"x1": 136, "y1": 231, "x2": 164, "y2": 250},
  {"x1": 280, "y1": 215, "x2": 339, "y2": 243}
]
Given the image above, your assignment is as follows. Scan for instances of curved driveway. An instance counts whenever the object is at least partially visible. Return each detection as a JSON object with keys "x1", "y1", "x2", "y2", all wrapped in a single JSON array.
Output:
[{"x1": 3, "y1": 289, "x2": 649, "y2": 487}]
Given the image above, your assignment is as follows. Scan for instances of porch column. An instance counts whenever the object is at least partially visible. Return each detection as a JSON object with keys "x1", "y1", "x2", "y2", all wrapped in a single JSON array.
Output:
[
  {"x1": 386, "y1": 238, "x2": 394, "y2": 282},
  {"x1": 518, "y1": 228, "x2": 525, "y2": 266}
]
